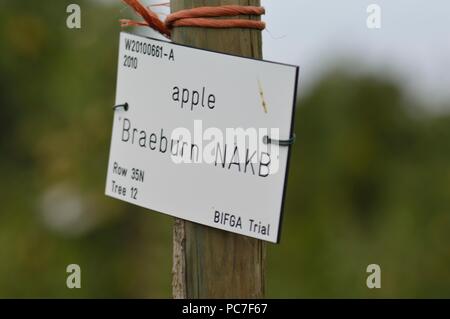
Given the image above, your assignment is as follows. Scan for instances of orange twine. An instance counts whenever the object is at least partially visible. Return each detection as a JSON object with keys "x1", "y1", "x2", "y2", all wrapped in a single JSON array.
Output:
[{"x1": 121, "y1": 1, "x2": 266, "y2": 38}]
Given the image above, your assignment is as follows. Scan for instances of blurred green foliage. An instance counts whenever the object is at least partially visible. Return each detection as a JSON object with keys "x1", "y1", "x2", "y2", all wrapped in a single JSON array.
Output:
[{"x1": 0, "y1": 1, "x2": 449, "y2": 298}]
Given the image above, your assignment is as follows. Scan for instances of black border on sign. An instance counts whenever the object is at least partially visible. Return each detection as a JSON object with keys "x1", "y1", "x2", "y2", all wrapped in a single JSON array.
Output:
[
  {"x1": 118, "y1": 31, "x2": 300, "y2": 244},
  {"x1": 276, "y1": 66, "x2": 300, "y2": 244}
]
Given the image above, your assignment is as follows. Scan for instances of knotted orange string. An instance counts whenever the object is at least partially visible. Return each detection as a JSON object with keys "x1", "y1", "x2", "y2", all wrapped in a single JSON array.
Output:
[{"x1": 121, "y1": 1, "x2": 266, "y2": 38}]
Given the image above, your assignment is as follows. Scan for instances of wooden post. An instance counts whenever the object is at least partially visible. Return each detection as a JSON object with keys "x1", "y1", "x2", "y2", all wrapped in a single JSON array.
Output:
[{"x1": 171, "y1": 0, "x2": 266, "y2": 299}]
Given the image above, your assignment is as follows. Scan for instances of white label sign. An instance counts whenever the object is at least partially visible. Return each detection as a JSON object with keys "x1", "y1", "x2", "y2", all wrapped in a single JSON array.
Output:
[{"x1": 106, "y1": 32, "x2": 298, "y2": 243}]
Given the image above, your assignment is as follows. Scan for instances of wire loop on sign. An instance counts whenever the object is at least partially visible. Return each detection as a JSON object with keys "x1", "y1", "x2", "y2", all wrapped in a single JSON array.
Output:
[
  {"x1": 122, "y1": 1, "x2": 266, "y2": 38},
  {"x1": 113, "y1": 103, "x2": 129, "y2": 111},
  {"x1": 263, "y1": 134, "x2": 296, "y2": 147}
]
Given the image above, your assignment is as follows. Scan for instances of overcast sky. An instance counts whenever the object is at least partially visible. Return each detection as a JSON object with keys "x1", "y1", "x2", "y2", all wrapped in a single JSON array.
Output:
[
  {"x1": 262, "y1": 0, "x2": 450, "y2": 108},
  {"x1": 115, "y1": 0, "x2": 450, "y2": 108}
]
